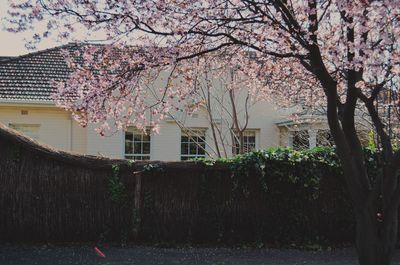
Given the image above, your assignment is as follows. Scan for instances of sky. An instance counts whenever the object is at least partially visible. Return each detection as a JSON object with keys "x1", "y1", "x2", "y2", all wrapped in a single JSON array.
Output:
[
  {"x1": 0, "y1": 1, "x2": 60, "y2": 56},
  {"x1": 0, "y1": 1, "x2": 120, "y2": 56},
  {"x1": 0, "y1": 1, "x2": 86, "y2": 56},
  {"x1": 0, "y1": 1, "x2": 149, "y2": 56}
]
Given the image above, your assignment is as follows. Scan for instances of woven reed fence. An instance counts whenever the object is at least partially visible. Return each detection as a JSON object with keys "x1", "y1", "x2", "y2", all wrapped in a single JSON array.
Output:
[{"x1": 0, "y1": 123, "x2": 354, "y2": 245}]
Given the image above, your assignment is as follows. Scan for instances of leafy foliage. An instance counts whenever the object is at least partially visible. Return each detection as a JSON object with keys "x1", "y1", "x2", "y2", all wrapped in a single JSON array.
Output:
[
  {"x1": 107, "y1": 164, "x2": 128, "y2": 204},
  {"x1": 138, "y1": 147, "x2": 384, "y2": 246}
]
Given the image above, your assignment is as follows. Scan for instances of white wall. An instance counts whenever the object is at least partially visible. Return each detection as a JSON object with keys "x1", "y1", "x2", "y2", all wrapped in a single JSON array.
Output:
[
  {"x1": 246, "y1": 102, "x2": 282, "y2": 149},
  {"x1": 151, "y1": 121, "x2": 181, "y2": 161},
  {"x1": 71, "y1": 119, "x2": 87, "y2": 154},
  {"x1": 85, "y1": 123, "x2": 124, "y2": 159},
  {"x1": 0, "y1": 105, "x2": 76, "y2": 152},
  {"x1": 0, "y1": 100, "x2": 284, "y2": 161},
  {"x1": 0, "y1": 105, "x2": 91, "y2": 153},
  {"x1": 147, "y1": 101, "x2": 283, "y2": 161}
]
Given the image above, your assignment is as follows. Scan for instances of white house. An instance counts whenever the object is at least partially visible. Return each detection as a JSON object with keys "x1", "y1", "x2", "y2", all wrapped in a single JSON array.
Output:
[{"x1": 0, "y1": 43, "x2": 337, "y2": 161}]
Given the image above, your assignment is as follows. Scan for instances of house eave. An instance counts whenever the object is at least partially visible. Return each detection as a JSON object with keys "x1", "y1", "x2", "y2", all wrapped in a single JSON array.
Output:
[
  {"x1": 0, "y1": 99, "x2": 57, "y2": 108},
  {"x1": 275, "y1": 115, "x2": 327, "y2": 127}
]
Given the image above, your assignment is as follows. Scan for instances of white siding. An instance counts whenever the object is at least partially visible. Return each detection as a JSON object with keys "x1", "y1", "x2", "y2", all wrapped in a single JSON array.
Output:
[
  {"x1": 247, "y1": 102, "x2": 281, "y2": 150},
  {"x1": 71, "y1": 120, "x2": 87, "y2": 154},
  {"x1": 151, "y1": 122, "x2": 181, "y2": 161},
  {"x1": 0, "y1": 96, "x2": 285, "y2": 161},
  {"x1": 85, "y1": 123, "x2": 124, "y2": 159},
  {"x1": 0, "y1": 100, "x2": 284, "y2": 161},
  {"x1": 144, "y1": 101, "x2": 283, "y2": 161},
  {"x1": 0, "y1": 106, "x2": 74, "y2": 151}
]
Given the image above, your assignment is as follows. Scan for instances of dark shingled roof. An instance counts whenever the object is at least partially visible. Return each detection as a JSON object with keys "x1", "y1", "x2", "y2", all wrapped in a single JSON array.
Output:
[
  {"x1": 0, "y1": 57, "x2": 16, "y2": 62},
  {"x1": 0, "y1": 43, "x2": 81, "y2": 102}
]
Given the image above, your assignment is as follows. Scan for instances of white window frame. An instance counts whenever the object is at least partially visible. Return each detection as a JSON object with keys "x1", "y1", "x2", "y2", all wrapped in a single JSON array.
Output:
[
  {"x1": 232, "y1": 130, "x2": 257, "y2": 155},
  {"x1": 124, "y1": 128, "x2": 151, "y2": 161},
  {"x1": 180, "y1": 129, "x2": 206, "y2": 160},
  {"x1": 290, "y1": 129, "x2": 310, "y2": 150}
]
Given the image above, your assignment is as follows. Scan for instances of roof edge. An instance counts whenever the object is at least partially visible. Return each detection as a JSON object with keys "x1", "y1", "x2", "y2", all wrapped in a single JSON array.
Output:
[
  {"x1": 0, "y1": 42, "x2": 85, "y2": 65},
  {"x1": 0, "y1": 99, "x2": 56, "y2": 107}
]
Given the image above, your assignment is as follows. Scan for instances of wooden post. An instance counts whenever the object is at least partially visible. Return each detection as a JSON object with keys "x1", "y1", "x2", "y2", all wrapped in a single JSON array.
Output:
[{"x1": 132, "y1": 171, "x2": 142, "y2": 239}]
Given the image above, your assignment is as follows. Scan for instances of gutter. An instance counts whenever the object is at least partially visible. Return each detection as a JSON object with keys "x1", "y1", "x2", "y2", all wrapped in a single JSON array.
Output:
[{"x1": 0, "y1": 99, "x2": 58, "y2": 108}]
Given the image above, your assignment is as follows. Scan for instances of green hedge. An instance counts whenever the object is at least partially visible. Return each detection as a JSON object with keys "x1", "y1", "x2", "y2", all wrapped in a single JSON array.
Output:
[
  {"x1": 223, "y1": 147, "x2": 379, "y2": 246},
  {"x1": 146, "y1": 146, "x2": 380, "y2": 247}
]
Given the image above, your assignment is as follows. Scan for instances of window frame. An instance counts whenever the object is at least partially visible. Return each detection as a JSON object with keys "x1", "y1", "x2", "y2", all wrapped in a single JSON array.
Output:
[
  {"x1": 291, "y1": 130, "x2": 310, "y2": 150},
  {"x1": 232, "y1": 130, "x2": 257, "y2": 155},
  {"x1": 124, "y1": 127, "x2": 151, "y2": 161},
  {"x1": 180, "y1": 129, "x2": 207, "y2": 160}
]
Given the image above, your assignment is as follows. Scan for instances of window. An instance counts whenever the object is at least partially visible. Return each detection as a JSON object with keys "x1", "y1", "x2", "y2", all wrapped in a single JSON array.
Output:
[
  {"x1": 317, "y1": 130, "x2": 335, "y2": 147},
  {"x1": 181, "y1": 129, "x2": 206, "y2": 160},
  {"x1": 9, "y1": 123, "x2": 40, "y2": 140},
  {"x1": 292, "y1": 130, "x2": 309, "y2": 150},
  {"x1": 125, "y1": 128, "x2": 151, "y2": 160},
  {"x1": 317, "y1": 129, "x2": 368, "y2": 147},
  {"x1": 232, "y1": 130, "x2": 256, "y2": 155}
]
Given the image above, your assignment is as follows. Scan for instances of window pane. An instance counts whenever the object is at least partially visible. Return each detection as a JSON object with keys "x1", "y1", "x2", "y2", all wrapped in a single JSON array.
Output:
[
  {"x1": 233, "y1": 144, "x2": 239, "y2": 155},
  {"x1": 142, "y1": 134, "x2": 151, "y2": 142},
  {"x1": 125, "y1": 131, "x2": 133, "y2": 141},
  {"x1": 248, "y1": 136, "x2": 256, "y2": 143},
  {"x1": 293, "y1": 130, "x2": 309, "y2": 150},
  {"x1": 232, "y1": 130, "x2": 257, "y2": 154},
  {"x1": 125, "y1": 141, "x2": 133, "y2": 154},
  {"x1": 134, "y1": 142, "x2": 142, "y2": 154},
  {"x1": 143, "y1": 143, "x2": 150, "y2": 154},
  {"x1": 125, "y1": 129, "x2": 151, "y2": 159},
  {"x1": 245, "y1": 144, "x2": 255, "y2": 153},
  {"x1": 133, "y1": 133, "x2": 142, "y2": 142},
  {"x1": 189, "y1": 143, "x2": 197, "y2": 154},
  {"x1": 317, "y1": 130, "x2": 334, "y2": 147},
  {"x1": 180, "y1": 129, "x2": 206, "y2": 160},
  {"x1": 181, "y1": 143, "x2": 188, "y2": 155},
  {"x1": 198, "y1": 146, "x2": 205, "y2": 155}
]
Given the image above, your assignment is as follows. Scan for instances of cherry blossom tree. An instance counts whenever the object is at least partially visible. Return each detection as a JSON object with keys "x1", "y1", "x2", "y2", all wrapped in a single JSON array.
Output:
[
  {"x1": 190, "y1": 59, "x2": 271, "y2": 157},
  {"x1": 130, "y1": 54, "x2": 269, "y2": 158},
  {"x1": 5, "y1": 0, "x2": 400, "y2": 264}
]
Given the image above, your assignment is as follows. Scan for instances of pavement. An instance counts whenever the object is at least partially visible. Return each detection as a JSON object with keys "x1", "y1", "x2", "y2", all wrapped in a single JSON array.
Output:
[{"x1": 1, "y1": 244, "x2": 400, "y2": 265}]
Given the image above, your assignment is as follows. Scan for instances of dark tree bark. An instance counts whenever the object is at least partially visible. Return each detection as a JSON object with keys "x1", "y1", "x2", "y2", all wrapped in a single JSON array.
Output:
[{"x1": 307, "y1": 42, "x2": 400, "y2": 265}]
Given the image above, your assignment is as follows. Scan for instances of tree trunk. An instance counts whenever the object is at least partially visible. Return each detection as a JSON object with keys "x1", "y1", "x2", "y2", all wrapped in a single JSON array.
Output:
[
  {"x1": 239, "y1": 131, "x2": 244, "y2": 154},
  {"x1": 355, "y1": 207, "x2": 398, "y2": 265}
]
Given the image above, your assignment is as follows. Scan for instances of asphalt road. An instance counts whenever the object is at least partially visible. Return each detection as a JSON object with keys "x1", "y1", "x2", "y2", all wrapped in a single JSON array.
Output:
[{"x1": 1, "y1": 244, "x2": 400, "y2": 265}]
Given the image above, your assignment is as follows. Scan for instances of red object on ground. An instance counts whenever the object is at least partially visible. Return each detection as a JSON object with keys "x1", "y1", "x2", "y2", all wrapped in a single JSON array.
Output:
[{"x1": 94, "y1": 247, "x2": 106, "y2": 258}]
